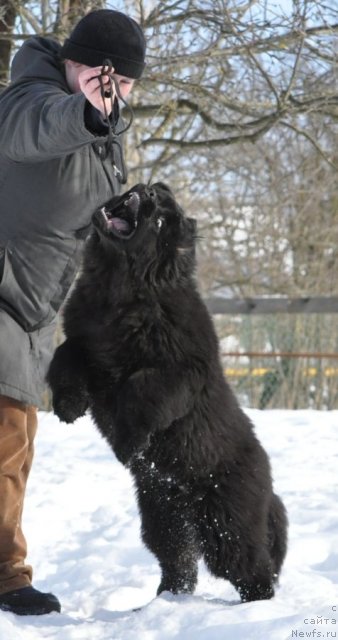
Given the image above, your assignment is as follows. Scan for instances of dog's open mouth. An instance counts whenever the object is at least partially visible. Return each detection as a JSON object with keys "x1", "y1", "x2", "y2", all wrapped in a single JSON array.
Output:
[{"x1": 99, "y1": 191, "x2": 140, "y2": 239}]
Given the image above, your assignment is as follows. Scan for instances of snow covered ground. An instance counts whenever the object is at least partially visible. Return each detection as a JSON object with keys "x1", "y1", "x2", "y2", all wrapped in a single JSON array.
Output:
[{"x1": 1, "y1": 408, "x2": 338, "y2": 639}]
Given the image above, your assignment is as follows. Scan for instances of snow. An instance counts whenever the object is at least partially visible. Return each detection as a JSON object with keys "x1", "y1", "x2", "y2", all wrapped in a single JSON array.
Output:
[{"x1": 1, "y1": 409, "x2": 338, "y2": 639}]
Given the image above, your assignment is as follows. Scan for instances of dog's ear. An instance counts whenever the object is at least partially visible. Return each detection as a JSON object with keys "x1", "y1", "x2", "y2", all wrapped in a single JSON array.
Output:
[
  {"x1": 187, "y1": 218, "x2": 197, "y2": 233},
  {"x1": 176, "y1": 217, "x2": 197, "y2": 255}
]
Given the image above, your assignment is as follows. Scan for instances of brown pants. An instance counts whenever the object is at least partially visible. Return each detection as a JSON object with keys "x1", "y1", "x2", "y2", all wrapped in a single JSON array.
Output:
[{"x1": 0, "y1": 395, "x2": 37, "y2": 594}]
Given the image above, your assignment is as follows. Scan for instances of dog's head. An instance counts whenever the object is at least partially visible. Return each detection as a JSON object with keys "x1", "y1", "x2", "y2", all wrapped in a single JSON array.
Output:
[{"x1": 92, "y1": 182, "x2": 197, "y2": 284}]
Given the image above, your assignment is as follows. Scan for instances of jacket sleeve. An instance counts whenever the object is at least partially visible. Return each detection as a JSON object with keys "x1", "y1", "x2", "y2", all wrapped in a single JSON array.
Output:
[{"x1": 0, "y1": 81, "x2": 103, "y2": 162}]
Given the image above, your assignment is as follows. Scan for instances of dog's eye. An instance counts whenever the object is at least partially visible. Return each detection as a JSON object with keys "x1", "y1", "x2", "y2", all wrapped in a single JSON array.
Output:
[{"x1": 157, "y1": 217, "x2": 164, "y2": 228}]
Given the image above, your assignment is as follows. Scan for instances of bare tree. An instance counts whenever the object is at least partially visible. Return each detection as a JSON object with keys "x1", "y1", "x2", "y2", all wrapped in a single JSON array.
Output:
[
  {"x1": 196, "y1": 121, "x2": 338, "y2": 298},
  {"x1": 127, "y1": 0, "x2": 338, "y2": 173}
]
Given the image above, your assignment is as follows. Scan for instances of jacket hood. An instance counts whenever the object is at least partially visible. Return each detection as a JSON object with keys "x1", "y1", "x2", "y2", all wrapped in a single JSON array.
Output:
[{"x1": 11, "y1": 36, "x2": 67, "y2": 90}]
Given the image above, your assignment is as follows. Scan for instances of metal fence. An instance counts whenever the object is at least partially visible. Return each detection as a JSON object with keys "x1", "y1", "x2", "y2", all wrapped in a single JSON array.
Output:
[
  {"x1": 221, "y1": 350, "x2": 338, "y2": 409},
  {"x1": 211, "y1": 304, "x2": 338, "y2": 410}
]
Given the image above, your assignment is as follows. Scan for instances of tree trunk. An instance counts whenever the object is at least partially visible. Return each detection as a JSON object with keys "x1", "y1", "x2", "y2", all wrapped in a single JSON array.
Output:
[
  {"x1": 53, "y1": 0, "x2": 105, "y2": 39},
  {"x1": 0, "y1": 1, "x2": 17, "y2": 88}
]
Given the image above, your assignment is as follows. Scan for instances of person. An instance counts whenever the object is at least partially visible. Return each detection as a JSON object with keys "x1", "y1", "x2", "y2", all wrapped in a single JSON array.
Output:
[{"x1": 0, "y1": 9, "x2": 146, "y2": 616}]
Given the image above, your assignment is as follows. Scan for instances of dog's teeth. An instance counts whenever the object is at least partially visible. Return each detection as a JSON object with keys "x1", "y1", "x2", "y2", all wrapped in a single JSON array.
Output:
[{"x1": 101, "y1": 207, "x2": 109, "y2": 223}]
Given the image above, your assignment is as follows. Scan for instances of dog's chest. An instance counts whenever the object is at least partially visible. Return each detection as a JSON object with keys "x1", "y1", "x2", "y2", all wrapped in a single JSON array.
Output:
[{"x1": 87, "y1": 310, "x2": 181, "y2": 382}]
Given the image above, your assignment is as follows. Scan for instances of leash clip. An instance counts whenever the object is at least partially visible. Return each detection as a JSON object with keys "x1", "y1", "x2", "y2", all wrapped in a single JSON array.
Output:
[{"x1": 112, "y1": 164, "x2": 122, "y2": 178}]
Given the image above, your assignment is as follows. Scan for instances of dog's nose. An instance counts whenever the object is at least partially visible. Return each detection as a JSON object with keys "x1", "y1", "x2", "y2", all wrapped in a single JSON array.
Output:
[{"x1": 144, "y1": 187, "x2": 156, "y2": 200}]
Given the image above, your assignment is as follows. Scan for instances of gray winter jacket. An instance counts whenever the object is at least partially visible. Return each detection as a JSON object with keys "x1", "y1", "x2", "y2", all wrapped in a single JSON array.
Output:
[{"x1": 0, "y1": 36, "x2": 125, "y2": 407}]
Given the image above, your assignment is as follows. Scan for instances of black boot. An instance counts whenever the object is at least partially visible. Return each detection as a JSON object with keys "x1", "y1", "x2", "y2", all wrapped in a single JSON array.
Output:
[{"x1": 0, "y1": 586, "x2": 61, "y2": 615}]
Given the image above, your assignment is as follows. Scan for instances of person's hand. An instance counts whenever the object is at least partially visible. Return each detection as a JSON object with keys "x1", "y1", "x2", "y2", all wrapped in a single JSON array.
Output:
[{"x1": 78, "y1": 65, "x2": 116, "y2": 116}]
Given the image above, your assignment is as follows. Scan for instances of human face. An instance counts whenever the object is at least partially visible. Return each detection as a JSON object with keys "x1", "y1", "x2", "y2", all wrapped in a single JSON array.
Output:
[{"x1": 64, "y1": 60, "x2": 135, "y2": 99}]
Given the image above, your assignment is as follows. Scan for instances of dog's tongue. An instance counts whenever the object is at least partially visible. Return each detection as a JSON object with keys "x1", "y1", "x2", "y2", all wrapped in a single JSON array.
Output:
[{"x1": 109, "y1": 217, "x2": 131, "y2": 233}]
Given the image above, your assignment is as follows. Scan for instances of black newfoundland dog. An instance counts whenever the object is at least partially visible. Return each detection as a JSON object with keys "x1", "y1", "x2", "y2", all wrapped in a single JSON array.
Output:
[{"x1": 47, "y1": 182, "x2": 287, "y2": 602}]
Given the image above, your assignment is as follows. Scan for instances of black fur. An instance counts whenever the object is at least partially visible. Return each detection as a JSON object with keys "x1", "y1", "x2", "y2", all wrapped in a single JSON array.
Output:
[{"x1": 47, "y1": 182, "x2": 287, "y2": 602}]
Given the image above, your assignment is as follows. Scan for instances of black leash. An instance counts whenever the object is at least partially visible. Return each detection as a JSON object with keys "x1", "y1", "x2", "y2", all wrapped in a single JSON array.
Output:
[
  {"x1": 97, "y1": 59, "x2": 134, "y2": 184},
  {"x1": 99, "y1": 59, "x2": 134, "y2": 135}
]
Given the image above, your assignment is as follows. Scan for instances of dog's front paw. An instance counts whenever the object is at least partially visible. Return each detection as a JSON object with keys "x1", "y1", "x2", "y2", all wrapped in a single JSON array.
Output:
[{"x1": 53, "y1": 391, "x2": 88, "y2": 424}]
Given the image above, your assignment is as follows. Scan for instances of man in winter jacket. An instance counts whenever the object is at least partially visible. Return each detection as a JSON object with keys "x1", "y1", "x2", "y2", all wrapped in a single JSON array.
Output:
[{"x1": 0, "y1": 9, "x2": 146, "y2": 616}]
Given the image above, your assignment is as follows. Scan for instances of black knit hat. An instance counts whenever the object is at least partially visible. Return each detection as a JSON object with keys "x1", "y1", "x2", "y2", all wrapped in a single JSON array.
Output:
[{"x1": 60, "y1": 9, "x2": 146, "y2": 79}]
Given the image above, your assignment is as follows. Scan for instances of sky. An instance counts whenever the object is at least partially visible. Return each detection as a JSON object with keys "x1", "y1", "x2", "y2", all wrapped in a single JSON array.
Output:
[{"x1": 0, "y1": 407, "x2": 337, "y2": 639}]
